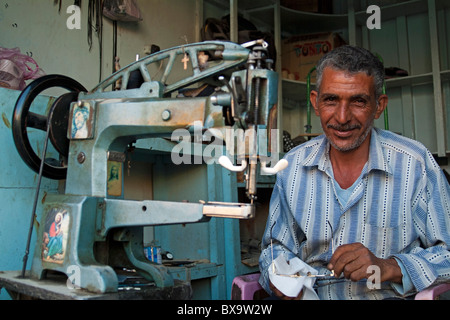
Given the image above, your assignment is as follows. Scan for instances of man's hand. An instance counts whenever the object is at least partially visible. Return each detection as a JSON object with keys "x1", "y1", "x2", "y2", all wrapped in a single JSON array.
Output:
[
  {"x1": 328, "y1": 243, "x2": 403, "y2": 284},
  {"x1": 269, "y1": 281, "x2": 303, "y2": 300}
]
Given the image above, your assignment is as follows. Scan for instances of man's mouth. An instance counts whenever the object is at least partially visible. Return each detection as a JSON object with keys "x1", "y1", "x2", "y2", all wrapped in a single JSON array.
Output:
[{"x1": 327, "y1": 124, "x2": 361, "y2": 137}]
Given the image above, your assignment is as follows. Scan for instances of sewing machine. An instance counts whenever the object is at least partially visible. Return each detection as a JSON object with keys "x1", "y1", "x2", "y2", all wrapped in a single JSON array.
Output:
[{"x1": 10, "y1": 40, "x2": 286, "y2": 294}]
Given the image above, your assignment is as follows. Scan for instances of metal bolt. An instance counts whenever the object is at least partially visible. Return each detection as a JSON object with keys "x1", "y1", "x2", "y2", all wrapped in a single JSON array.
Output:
[
  {"x1": 161, "y1": 109, "x2": 171, "y2": 121},
  {"x1": 77, "y1": 152, "x2": 86, "y2": 164}
]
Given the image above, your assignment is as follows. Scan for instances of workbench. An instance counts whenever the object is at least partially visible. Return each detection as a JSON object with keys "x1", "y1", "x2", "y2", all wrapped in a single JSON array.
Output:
[{"x1": 0, "y1": 270, "x2": 192, "y2": 300}]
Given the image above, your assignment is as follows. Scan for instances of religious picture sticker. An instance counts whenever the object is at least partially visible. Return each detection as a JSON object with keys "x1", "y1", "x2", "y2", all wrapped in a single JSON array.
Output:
[{"x1": 41, "y1": 208, "x2": 69, "y2": 264}]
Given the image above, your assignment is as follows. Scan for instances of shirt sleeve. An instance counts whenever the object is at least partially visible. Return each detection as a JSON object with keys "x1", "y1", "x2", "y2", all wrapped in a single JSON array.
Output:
[
  {"x1": 391, "y1": 258, "x2": 415, "y2": 296},
  {"x1": 258, "y1": 173, "x2": 305, "y2": 295},
  {"x1": 391, "y1": 151, "x2": 450, "y2": 293}
]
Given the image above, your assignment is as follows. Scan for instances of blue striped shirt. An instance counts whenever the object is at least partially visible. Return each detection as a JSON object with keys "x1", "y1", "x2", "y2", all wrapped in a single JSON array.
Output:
[{"x1": 259, "y1": 128, "x2": 450, "y2": 299}]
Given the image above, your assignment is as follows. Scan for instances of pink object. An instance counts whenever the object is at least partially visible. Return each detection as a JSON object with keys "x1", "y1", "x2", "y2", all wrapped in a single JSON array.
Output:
[
  {"x1": 231, "y1": 273, "x2": 264, "y2": 300},
  {"x1": 415, "y1": 283, "x2": 450, "y2": 300},
  {"x1": 0, "y1": 47, "x2": 45, "y2": 90}
]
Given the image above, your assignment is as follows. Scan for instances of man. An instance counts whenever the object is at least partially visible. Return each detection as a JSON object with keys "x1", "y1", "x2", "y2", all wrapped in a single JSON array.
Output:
[{"x1": 259, "y1": 45, "x2": 450, "y2": 300}]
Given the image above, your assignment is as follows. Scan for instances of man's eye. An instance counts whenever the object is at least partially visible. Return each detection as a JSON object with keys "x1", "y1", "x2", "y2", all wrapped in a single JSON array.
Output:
[{"x1": 352, "y1": 99, "x2": 367, "y2": 107}]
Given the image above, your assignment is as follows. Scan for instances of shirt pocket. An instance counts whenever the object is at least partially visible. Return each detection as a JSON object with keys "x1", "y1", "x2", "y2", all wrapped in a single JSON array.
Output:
[{"x1": 362, "y1": 222, "x2": 409, "y2": 258}]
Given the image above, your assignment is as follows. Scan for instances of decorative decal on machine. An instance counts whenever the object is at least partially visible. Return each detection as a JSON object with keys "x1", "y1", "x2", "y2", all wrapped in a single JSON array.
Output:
[
  {"x1": 41, "y1": 208, "x2": 69, "y2": 264},
  {"x1": 68, "y1": 101, "x2": 94, "y2": 139},
  {"x1": 107, "y1": 160, "x2": 123, "y2": 197}
]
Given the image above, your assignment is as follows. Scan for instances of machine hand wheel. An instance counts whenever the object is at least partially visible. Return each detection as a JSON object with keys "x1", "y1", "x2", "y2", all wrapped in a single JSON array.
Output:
[{"x1": 12, "y1": 74, "x2": 87, "y2": 180}]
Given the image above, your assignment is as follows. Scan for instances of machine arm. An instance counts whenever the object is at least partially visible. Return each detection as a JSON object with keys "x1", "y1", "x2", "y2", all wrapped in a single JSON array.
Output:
[
  {"x1": 12, "y1": 40, "x2": 287, "y2": 206},
  {"x1": 89, "y1": 41, "x2": 250, "y2": 97}
]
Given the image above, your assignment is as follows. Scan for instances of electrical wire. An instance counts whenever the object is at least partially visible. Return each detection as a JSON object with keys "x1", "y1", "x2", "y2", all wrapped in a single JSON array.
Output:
[
  {"x1": 88, "y1": 0, "x2": 104, "y2": 82},
  {"x1": 20, "y1": 114, "x2": 52, "y2": 278}
]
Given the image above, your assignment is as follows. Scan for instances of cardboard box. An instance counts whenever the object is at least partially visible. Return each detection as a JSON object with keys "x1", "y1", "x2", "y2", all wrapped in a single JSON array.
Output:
[{"x1": 281, "y1": 32, "x2": 346, "y2": 82}]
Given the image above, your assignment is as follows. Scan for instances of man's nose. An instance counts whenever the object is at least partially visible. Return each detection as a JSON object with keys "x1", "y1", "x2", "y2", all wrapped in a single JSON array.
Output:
[{"x1": 335, "y1": 100, "x2": 351, "y2": 124}]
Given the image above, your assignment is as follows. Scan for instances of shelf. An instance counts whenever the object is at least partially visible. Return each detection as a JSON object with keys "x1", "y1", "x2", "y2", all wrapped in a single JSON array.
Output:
[
  {"x1": 440, "y1": 69, "x2": 450, "y2": 81},
  {"x1": 280, "y1": 6, "x2": 348, "y2": 35},
  {"x1": 237, "y1": 3, "x2": 348, "y2": 36},
  {"x1": 236, "y1": 0, "x2": 275, "y2": 11},
  {"x1": 386, "y1": 73, "x2": 432, "y2": 88},
  {"x1": 354, "y1": 0, "x2": 428, "y2": 26},
  {"x1": 235, "y1": 1, "x2": 431, "y2": 37},
  {"x1": 386, "y1": 69, "x2": 450, "y2": 87},
  {"x1": 282, "y1": 79, "x2": 309, "y2": 103},
  {"x1": 208, "y1": 0, "x2": 450, "y2": 37},
  {"x1": 281, "y1": 69, "x2": 450, "y2": 100}
]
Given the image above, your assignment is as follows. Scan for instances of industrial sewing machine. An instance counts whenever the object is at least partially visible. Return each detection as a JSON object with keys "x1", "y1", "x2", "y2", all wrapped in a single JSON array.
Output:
[{"x1": 10, "y1": 40, "x2": 286, "y2": 295}]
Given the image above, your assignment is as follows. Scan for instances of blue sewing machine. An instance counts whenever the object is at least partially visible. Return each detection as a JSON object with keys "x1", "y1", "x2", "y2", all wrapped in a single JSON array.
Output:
[{"x1": 9, "y1": 40, "x2": 286, "y2": 295}]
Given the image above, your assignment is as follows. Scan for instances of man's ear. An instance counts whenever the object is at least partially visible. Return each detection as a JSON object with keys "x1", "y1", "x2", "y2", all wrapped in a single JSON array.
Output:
[
  {"x1": 375, "y1": 94, "x2": 388, "y2": 119},
  {"x1": 310, "y1": 90, "x2": 319, "y2": 116}
]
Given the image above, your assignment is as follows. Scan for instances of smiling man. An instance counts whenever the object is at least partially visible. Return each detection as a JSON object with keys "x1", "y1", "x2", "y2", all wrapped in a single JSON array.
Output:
[{"x1": 259, "y1": 45, "x2": 450, "y2": 300}]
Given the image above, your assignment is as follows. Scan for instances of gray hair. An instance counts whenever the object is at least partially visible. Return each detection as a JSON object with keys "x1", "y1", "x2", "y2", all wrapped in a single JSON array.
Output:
[{"x1": 315, "y1": 45, "x2": 385, "y2": 99}]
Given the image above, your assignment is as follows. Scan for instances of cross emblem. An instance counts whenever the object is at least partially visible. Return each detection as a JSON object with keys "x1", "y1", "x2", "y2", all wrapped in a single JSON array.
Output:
[{"x1": 182, "y1": 53, "x2": 189, "y2": 70}]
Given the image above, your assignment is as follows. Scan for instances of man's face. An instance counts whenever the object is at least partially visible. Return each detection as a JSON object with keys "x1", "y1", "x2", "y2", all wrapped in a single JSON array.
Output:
[{"x1": 310, "y1": 67, "x2": 387, "y2": 152}]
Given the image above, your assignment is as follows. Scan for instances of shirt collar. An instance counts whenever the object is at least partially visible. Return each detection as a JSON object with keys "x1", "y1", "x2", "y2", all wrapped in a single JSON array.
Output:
[
  {"x1": 300, "y1": 128, "x2": 393, "y2": 175},
  {"x1": 367, "y1": 128, "x2": 393, "y2": 175}
]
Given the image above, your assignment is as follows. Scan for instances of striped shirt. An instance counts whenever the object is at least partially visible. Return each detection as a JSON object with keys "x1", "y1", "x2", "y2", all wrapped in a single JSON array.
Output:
[{"x1": 259, "y1": 128, "x2": 450, "y2": 300}]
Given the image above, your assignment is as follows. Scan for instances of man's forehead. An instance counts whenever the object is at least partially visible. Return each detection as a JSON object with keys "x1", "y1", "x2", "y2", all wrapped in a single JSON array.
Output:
[
  {"x1": 322, "y1": 67, "x2": 373, "y2": 80},
  {"x1": 319, "y1": 67, "x2": 375, "y2": 92}
]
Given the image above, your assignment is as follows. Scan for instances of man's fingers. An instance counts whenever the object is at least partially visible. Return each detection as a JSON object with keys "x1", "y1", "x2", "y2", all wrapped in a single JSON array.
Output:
[
  {"x1": 342, "y1": 258, "x2": 368, "y2": 281},
  {"x1": 331, "y1": 251, "x2": 358, "y2": 277},
  {"x1": 328, "y1": 243, "x2": 375, "y2": 279},
  {"x1": 328, "y1": 243, "x2": 362, "y2": 271}
]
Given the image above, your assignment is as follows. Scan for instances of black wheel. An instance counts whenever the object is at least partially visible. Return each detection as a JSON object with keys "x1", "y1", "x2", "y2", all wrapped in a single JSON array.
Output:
[{"x1": 12, "y1": 74, "x2": 87, "y2": 180}]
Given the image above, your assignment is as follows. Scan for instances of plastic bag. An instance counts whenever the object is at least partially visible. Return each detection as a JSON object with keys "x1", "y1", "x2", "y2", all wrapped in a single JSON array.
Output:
[
  {"x1": 0, "y1": 47, "x2": 45, "y2": 90},
  {"x1": 103, "y1": 0, "x2": 143, "y2": 22}
]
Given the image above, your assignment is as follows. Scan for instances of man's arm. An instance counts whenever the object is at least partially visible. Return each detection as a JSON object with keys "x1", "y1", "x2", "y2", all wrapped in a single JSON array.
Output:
[
  {"x1": 328, "y1": 152, "x2": 450, "y2": 294},
  {"x1": 258, "y1": 176, "x2": 305, "y2": 297},
  {"x1": 391, "y1": 152, "x2": 450, "y2": 293}
]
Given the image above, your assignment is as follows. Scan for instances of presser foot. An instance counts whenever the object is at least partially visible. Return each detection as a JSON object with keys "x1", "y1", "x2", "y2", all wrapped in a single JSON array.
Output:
[{"x1": 201, "y1": 201, "x2": 255, "y2": 219}]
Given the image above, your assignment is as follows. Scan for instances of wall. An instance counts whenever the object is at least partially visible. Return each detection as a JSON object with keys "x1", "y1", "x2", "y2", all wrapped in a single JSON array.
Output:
[
  {"x1": 0, "y1": 0, "x2": 201, "y2": 90},
  {"x1": 0, "y1": 88, "x2": 60, "y2": 300}
]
